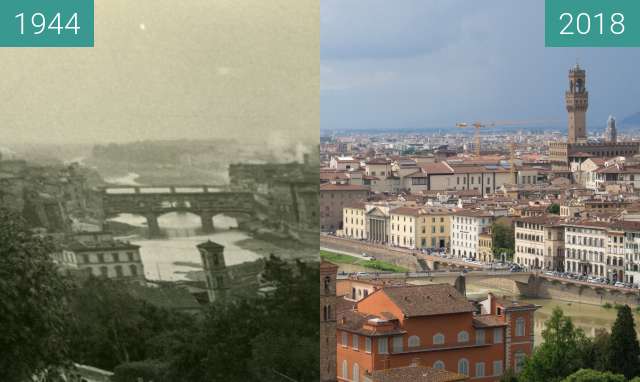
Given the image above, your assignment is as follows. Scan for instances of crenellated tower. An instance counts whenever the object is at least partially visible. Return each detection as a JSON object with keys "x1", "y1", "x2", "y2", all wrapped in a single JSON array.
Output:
[{"x1": 566, "y1": 64, "x2": 589, "y2": 143}]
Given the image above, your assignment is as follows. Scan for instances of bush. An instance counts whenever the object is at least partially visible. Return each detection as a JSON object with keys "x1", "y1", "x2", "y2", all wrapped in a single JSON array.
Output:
[{"x1": 112, "y1": 360, "x2": 168, "y2": 382}]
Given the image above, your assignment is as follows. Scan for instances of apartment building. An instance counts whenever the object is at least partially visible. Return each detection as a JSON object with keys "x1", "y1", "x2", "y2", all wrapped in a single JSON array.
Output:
[
  {"x1": 58, "y1": 232, "x2": 145, "y2": 283},
  {"x1": 563, "y1": 221, "x2": 609, "y2": 277},
  {"x1": 343, "y1": 202, "x2": 367, "y2": 240},
  {"x1": 451, "y1": 210, "x2": 496, "y2": 259},
  {"x1": 320, "y1": 183, "x2": 369, "y2": 232},
  {"x1": 514, "y1": 216, "x2": 565, "y2": 271},
  {"x1": 337, "y1": 284, "x2": 537, "y2": 382}
]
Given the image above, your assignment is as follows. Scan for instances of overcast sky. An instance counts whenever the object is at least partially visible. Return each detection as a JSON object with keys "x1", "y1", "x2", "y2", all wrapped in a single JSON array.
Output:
[
  {"x1": 321, "y1": 1, "x2": 640, "y2": 132},
  {"x1": 1, "y1": 0, "x2": 318, "y2": 145}
]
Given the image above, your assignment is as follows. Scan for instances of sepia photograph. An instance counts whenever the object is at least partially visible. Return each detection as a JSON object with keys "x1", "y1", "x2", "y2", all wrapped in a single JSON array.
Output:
[{"x1": 0, "y1": 1, "x2": 319, "y2": 381}]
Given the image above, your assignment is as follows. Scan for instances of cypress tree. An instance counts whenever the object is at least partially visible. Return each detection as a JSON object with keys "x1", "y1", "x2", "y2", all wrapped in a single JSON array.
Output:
[{"x1": 607, "y1": 305, "x2": 640, "y2": 378}]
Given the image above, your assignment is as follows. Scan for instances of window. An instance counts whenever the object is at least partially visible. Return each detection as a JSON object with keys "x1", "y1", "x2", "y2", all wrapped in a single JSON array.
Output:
[
  {"x1": 433, "y1": 361, "x2": 445, "y2": 370},
  {"x1": 353, "y1": 363, "x2": 359, "y2": 382},
  {"x1": 475, "y1": 362, "x2": 485, "y2": 377},
  {"x1": 514, "y1": 352, "x2": 526, "y2": 373},
  {"x1": 476, "y1": 329, "x2": 485, "y2": 345},
  {"x1": 342, "y1": 360, "x2": 348, "y2": 379},
  {"x1": 81, "y1": 254, "x2": 89, "y2": 264},
  {"x1": 515, "y1": 317, "x2": 525, "y2": 337},
  {"x1": 433, "y1": 333, "x2": 445, "y2": 345},
  {"x1": 493, "y1": 360, "x2": 503, "y2": 376},
  {"x1": 408, "y1": 335, "x2": 420, "y2": 348},
  {"x1": 353, "y1": 334, "x2": 359, "y2": 350},
  {"x1": 115, "y1": 265, "x2": 123, "y2": 277},
  {"x1": 127, "y1": 252, "x2": 134, "y2": 261},
  {"x1": 112, "y1": 252, "x2": 119, "y2": 262},
  {"x1": 97, "y1": 253, "x2": 104, "y2": 263},
  {"x1": 341, "y1": 332, "x2": 348, "y2": 347},
  {"x1": 99, "y1": 266, "x2": 108, "y2": 277},
  {"x1": 130, "y1": 264, "x2": 138, "y2": 276},
  {"x1": 493, "y1": 328, "x2": 503, "y2": 343},
  {"x1": 378, "y1": 338, "x2": 388, "y2": 354},
  {"x1": 393, "y1": 336, "x2": 403, "y2": 352},
  {"x1": 457, "y1": 330, "x2": 469, "y2": 343},
  {"x1": 458, "y1": 358, "x2": 469, "y2": 375},
  {"x1": 365, "y1": 337, "x2": 371, "y2": 353}
]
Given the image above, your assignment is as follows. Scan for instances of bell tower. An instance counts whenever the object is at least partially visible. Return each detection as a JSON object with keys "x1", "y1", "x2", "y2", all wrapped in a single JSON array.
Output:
[
  {"x1": 197, "y1": 240, "x2": 229, "y2": 303},
  {"x1": 566, "y1": 64, "x2": 588, "y2": 143}
]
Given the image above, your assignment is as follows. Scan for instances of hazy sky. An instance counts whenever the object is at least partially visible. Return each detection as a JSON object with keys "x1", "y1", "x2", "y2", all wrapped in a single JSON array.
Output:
[
  {"x1": 1, "y1": 0, "x2": 318, "y2": 145},
  {"x1": 321, "y1": 1, "x2": 640, "y2": 132}
]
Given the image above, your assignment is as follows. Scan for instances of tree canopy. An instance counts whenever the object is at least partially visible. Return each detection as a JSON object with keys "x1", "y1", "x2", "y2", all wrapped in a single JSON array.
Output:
[
  {"x1": 0, "y1": 209, "x2": 71, "y2": 382},
  {"x1": 607, "y1": 305, "x2": 640, "y2": 378}
]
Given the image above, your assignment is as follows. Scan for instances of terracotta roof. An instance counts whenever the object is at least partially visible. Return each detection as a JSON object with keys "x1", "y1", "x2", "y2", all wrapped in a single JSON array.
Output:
[
  {"x1": 473, "y1": 315, "x2": 507, "y2": 328},
  {"x1": 453, "y1": 209, "x2": 495, "y2": 218},
  {"x1": 514, "y1": 215, "x2": 564, "y2": 226},
  {"x1": 420, "y1": 162, "x2": 453, "y2": 175},
  {"x1": 320, "y1": 183, "x2": 369, "y2": 191},
  {"x1": 368, "y1": 366, "x2": 468, "y2": 382},
  {"x1": 338, "y1": 310, "x2": 405, "y2": 336},
  {"x1": 382, "y1": 284, "x2": 475, "y2": 318},
  {"x1": 449, "y1": 165, "x2": 510, "y2": 174},
  {"x1": 390, "y1": 207, "x2": 421, "y2": 217},
  {"x1": 366, "y1": 159, "x2": 391, "y2": 165},
  {"x1": 344, "y1": 201, "x2": 367, "y2": 209}
]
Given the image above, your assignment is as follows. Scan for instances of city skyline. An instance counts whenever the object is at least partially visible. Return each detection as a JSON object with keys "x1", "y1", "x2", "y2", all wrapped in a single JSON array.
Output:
[{"x1": 321, "y1": 0, "x2": 640, "y2": 132}]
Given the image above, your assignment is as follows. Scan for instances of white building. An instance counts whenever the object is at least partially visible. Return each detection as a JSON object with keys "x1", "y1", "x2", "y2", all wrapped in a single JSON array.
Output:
[
  {"x1": 450, "y1": 210, "x2": 495, "y2": 259},
  {"x1": 563, "y1": 221, "x2": 609, "y2": 278}
]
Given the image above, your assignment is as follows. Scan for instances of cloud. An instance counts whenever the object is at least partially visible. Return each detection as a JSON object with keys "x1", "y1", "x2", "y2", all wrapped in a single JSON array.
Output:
[{"x1": 321, "y1": 1, "x2": 640, "y2": 132}]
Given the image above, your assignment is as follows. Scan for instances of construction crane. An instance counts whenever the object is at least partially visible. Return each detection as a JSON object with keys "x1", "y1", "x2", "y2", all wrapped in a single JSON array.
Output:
[
  {"x1": 455, "y1": 119, "x2": 562, "y2": 156},
  {"x1": 455, "y1": 122, "x2": 495, "y2": 156}
]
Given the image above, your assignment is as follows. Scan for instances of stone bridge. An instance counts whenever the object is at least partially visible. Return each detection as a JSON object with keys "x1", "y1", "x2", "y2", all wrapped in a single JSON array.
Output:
[
  {"x1": 350, "y1": 271, "x2": 535, "y2": 295},
  {"x1": 101, "y1": 186, "x2": 255, "y2": 237}
]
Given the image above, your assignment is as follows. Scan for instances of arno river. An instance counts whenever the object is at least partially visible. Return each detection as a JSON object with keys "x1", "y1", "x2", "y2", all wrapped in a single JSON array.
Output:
[{"x1": 109, "y1": 213, "x2": 262, "y2": 281}]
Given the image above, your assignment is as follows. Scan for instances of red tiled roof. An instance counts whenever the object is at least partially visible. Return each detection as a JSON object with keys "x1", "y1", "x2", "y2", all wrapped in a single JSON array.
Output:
[
  {"x1": 320, "y1": 184, "x2": 369, "y2": 191},
  {"x1": 381, "y1": 284, "x2": 475, "y2": 318},
  {"x1": 368, "y1": 366, "x2": 468, "y2": 382}
]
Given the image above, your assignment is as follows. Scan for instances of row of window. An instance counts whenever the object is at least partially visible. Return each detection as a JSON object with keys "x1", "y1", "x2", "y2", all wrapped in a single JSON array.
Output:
[
  {"x1": 340, "y1": 328, "x2": 507, "y2": 353},
  {"x1": 77, "y1": 251, "x2": 137, "y2": 264},
  {"x1": 86, "y1": 264, "x2": 139, "y2": 278}
]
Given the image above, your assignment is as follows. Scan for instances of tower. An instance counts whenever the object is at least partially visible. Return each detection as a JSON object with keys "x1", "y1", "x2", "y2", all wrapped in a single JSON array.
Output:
[
  {"x1": 605, "y1": 115, "x2": 617, "y2": 143},
  {"x1": 197, "y1": 240, "x2": 229, "y2": 302},
  {"x1": 566, "y1": 64, "x2": 589, "y2": 143},
  {"x1": 320, "y1": 260, "x2": 338, "y2": 382}
]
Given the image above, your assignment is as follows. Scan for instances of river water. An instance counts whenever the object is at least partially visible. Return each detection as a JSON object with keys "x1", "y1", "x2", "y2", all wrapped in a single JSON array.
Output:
[
  {"x1": 466, "y1": 283, "x2": 640, "y2": 345},
  {"x1": 109, "y1": 212, "x2": 262, "y2": 281}
]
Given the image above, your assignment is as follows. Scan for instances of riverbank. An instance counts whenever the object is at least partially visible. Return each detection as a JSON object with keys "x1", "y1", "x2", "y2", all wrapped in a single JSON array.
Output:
[{"x1": 320, "y1": 250, "x2": 408, "y2": 273}]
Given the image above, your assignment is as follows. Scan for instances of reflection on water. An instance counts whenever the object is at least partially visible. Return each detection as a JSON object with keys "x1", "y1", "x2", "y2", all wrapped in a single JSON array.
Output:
[
  {"x1": 467, "y1": 283, "x2": 640, "y2": 345},
  {"x1": 104, "y1": 172, "x2": 141, "y2": 186},
  {"x1": 110, "y1": 212, "x2": 259, "y2": 281}
]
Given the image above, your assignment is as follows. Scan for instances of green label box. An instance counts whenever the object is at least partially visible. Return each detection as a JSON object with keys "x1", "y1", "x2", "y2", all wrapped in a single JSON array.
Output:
[
  {"x1": 0, "y1": 0, "x2": 93, "y2": 47},
  {"x1": 546, "y1": 0, "x2": 640, "y2": 47}
]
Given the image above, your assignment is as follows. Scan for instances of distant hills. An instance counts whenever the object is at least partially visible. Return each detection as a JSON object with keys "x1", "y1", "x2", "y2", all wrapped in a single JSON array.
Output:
[{"x1": 621, "y1": 112, "x2": 640, "y2": 129}]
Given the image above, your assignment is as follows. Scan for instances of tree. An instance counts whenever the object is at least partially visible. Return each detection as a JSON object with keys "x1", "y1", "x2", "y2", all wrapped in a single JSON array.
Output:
[
  {"x1": 500, "y1": 368, "x2": 519, "y2": 382},
  {"x1": 606, "y1": 305, "x2": 640, "y2": 378},
  {"x1": 492, "y1": 221, "x2": 515, "y2": 259},
  {"x1": 519, "y1": 307, "x2": 590, "y2": 382},
  {"x1": 581, "y1": 329, "x2": 610, "y2": 372},
  {"x1": 548, "y1": 203, "x2": 561, "y2": 214},
  {"x1": 163, "y1": 256, "x2": 319, "y2": 382},
  {"x1": 561, "y1": 369, "x2": 625, "y2": 382},
  {"x1": 66, "y1": 277, "x2": 195, "y2": 371},
  {"x1": 0, "y1": 208, "x2": 71, "y2": 381}
]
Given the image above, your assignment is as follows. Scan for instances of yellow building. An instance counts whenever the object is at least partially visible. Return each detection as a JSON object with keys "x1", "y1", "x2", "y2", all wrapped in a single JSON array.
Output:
[
  {"x1": 389, "y1": 206, "x2": 454, "y2": 250},
  {"x1": 342, "y1": 202, "x2": 367, "y2": 240},
  {"x1": 478, "y1": 228, "x2": 494, "y2": 263}
]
